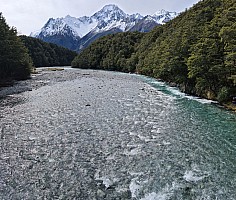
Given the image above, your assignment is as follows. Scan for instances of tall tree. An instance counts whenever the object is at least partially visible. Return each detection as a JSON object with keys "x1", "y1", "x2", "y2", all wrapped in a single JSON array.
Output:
[
  {"x1": 0, "y1": 13, "x2": 32, "y2": 81},
  {"x1": 20, "y1": 36, "x2": 77, "y2": 67},
  {"x1": 71, "y1": 0, "x2": 236, "y2": 103}
]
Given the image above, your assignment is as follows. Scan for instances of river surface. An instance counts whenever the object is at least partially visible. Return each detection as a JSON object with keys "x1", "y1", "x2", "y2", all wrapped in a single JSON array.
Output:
[{"x1": 0, "y1": 68, "x2": 236, "y2": 200}]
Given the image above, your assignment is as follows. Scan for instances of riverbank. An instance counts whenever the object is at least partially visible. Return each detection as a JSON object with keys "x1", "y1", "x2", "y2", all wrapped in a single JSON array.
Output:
[
  {"x1": 153, "y1": 80, "x2": 236, "y2": 113},
  {"x1": 1, "y1": 67, "x2": 236, "y2": 113},
  {"x1": 0, "y1": 67, "x2": 81, "y2": 98},
  {"x1": 0, "y1": 78, "x2": 15, "y2": 87},
  {"x1": 1, "y1": 67, "x2": 236, "y2": 199},
  {"x1": 171, "y1": 81, "x2": 236, "y2": 112},
  {"x1": 223, "y1": 102, "x2": 236, "y2": 112}
]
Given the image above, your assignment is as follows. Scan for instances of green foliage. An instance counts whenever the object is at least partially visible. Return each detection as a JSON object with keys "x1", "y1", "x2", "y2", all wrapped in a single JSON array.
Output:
[
  {"x1": 229, "y1": 75, "x2": 236, "y2": 85},
  {"x1": 0, "y1": 13, "x2": 33, "y2": 81},
  {"x1": 72, "y1": 0, "x2": 236, "y2": 103},
  {"x1": 72, "y1": 32, "x2": 144, "y2": 73},
  {"x1": 20, "y1": 36, "x2": 77, "y2": 67},
  {"x1": 217, "y1": 87, "x2": 230, "y2": 103}
]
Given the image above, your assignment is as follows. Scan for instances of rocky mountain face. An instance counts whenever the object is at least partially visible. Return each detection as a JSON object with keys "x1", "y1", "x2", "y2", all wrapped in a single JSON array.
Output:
[{"x1": 31, "y1": 5, "x2": 177, "y2": 52}]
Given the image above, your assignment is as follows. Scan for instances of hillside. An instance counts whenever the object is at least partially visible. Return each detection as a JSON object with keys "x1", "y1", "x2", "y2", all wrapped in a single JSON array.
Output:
[
  {"x1": 0, "y1": 14, "x2": 32, "y2": 83},
  {"x1": 20, "y1": 36, "x2": 77, "y2": 67},
  {"x1": 72, "y1": 0, "x2": 236, "y2": 103},
  {"x1": 71, "y1": 32, "x2": 144, "y2": 72},
  {"x1": 0, "y1": 13, "x2": 78, "y2": 86}
]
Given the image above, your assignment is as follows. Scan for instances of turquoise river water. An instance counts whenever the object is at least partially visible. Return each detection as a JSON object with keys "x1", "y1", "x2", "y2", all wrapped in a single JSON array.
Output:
[{"x1": 0, "y1": 69, "x2": 236, "y2": 199}]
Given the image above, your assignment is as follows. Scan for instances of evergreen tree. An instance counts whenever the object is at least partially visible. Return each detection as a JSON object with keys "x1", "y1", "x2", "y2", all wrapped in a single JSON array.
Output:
[
  {"x1": 71, "y1": 0, "x2": 236, "y2": 103},
  {"x1": 72, "y1": 32, "x2": 144, "y2": 72},
  {"x1": 20, "y1": 36, "x2": 77, "y2": 67},
  {"x1": 0, "y1": 13, "x2": 32, "y2": 81}
]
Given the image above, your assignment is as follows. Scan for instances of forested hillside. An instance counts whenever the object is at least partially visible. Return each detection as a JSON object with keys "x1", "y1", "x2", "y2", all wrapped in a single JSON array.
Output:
[
  {"x1": 0, "y1": 13, "x2": 32, "y2": 82},
  {"x1": 20, "y1": 36, "x2": 77, "y2": 67},
  {"x1": 72, "y1": 0, "x2": 236, "y2": 103},
  {"x1": 0, "y1": 13, "x2": 77, "y2": 86},
  {"x1": 72, "y1": 32, "x2": 144, "y2": 72}
]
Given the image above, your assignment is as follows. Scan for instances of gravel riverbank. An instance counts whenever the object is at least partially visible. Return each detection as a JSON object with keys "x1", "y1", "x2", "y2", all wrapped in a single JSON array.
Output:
[
  {"x1": 1, "y1": 67, "x2": 236, "y2": 199},
  {"x1": 0, "y1": 67, "x2": 85, "y2": 98}
]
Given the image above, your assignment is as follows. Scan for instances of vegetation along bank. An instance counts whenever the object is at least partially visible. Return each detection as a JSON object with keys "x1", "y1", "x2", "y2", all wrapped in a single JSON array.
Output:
[
  {"x1": 72, "y1": 0, "x2": 236, "y2": 110},
  {"x1": 0, "y1": 13, "x2": 77, "y2": 86}
]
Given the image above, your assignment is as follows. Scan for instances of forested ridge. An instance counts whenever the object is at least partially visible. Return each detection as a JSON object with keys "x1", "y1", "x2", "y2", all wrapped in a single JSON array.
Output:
[
  {"x1": 72, "y1": 32, "x2": 144, "y2": 72},
  {"x1": 72, "y1": 0, "x2": 236, "y2": 103},
  {"x1": 0, "y1": 13, "x2": 77, "y2": 85},
  {"x1": 20, "y1": 36, "x2": 77, "y2": 67}
]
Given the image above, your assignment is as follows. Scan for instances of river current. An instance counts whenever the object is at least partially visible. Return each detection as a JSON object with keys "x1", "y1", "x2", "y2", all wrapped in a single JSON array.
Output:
[{"x1": 0, "y1": 68, "x2": 236, "y2": 199}]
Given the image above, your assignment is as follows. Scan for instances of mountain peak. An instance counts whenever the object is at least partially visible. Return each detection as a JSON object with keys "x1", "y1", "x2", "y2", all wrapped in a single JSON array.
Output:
[
  {"x1": 31, "y1": 5, "x2": 178, "y2": 51},
  {"x1": 154, "y1": 9, "x2": 169, "y2": 15},
  {"x1": 65, "y1": 15, "x2": 73, "y2": 19},
  {"x1": 101, "y1": 4, "x2": 120, "y2": 11},
  {"x1": 92, "y1": 4, "x2": 126, "y2": 19},
  {"x1": 151, "y1": 9, "x2": 178, "y2": 24}
]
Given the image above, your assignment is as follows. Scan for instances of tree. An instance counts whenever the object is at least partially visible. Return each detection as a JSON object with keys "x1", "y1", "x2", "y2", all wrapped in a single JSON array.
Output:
[
  {"x1": 0, "y1": 13, "x2": 33, "y2": 81},
  {"x1": 72, "y1": 0, "x2": 236, "y2": 103},
  {"x1": 20, "y1": 36, "x2": 77, "y2": 67}
]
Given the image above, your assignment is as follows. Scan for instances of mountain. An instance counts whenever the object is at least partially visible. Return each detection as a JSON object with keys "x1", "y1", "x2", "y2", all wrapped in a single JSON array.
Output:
[
  {"x1": 30, "y1": 4, "x2": 177, "y2": 51},
  {"x1": 71, "y1": 0, "x2": 236, "y2": 104}
]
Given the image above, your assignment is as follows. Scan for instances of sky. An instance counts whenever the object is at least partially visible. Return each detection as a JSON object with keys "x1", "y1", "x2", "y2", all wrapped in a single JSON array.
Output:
[{"x1": 1, "y1": 0, "x2": 201, "y2": 35}]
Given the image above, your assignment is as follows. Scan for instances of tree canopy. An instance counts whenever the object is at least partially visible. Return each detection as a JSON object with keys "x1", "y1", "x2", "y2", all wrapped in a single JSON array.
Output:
[
  {"x1": 0, "y1": 13, "x2": 32, "y2": 81},
  {"x1": 72, "y1": 0, "x2": 236, "y2": 103},
  {"x1": 72, "y1": 32, "x2": 144, "y2": 73},
  {"x1": 20, "y1": 36, "x2": 77, "y2": 67}
]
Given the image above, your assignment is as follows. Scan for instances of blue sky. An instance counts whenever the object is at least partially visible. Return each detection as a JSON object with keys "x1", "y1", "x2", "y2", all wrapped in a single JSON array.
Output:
[{"x1": 1, "y1": 0, "x2": 200, "y2": 35}]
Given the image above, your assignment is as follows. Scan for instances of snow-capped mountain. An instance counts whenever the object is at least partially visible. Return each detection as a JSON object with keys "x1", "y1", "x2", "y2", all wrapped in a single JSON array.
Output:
[
  {"x1": 31, "y1": 5, "x2": 177, "y2": 51},
  {"x1": 151, "y1": 9, "x2": 178, "y2": 24}
]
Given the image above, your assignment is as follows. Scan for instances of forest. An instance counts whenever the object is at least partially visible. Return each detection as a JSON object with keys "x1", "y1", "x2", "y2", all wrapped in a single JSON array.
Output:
[
  {"x1": 0, "y1": 13, "x2": 77, "y2": 85},
  {"x1": 20, "y1": 36, "x2": 77, "y2": 67},
  {"x1": 71, "y1": 32, "x2": 144, "y2": 72},
  {"x1": 0, "y1": 13, "x2": 32, "y2": 82},
  {"x1": 72, "y1": 0, "x2": 236, "y2": 103}
]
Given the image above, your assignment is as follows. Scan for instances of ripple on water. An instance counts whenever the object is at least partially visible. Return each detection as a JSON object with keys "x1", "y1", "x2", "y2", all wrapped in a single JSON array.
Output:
[{"x1": 0, "y1": 69, "x2": 236, "y2": 199}]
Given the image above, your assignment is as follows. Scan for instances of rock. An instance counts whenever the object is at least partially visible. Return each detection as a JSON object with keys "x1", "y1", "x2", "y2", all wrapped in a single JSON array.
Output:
[{"x1": 97, "y1": 189, "x2": 106, "y2": 198}]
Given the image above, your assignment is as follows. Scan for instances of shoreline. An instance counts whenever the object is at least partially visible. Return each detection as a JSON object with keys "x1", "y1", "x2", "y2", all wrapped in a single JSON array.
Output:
[
  {"x1": 0, "y1": 67, "x2": 82, "y2": 98},
  {"x1": 223, "y1": 102, "x2": 236, "y2": 112},
  {"x1": 164, "y1": 80, "x2": 236, "y2": 113},
  {"x1": 1, "y1": 67, "x2": 236, "y2": 113}
]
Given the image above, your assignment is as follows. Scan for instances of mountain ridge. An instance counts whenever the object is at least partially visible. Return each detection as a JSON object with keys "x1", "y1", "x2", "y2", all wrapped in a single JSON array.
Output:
[
  {"x1": 71, "y1": 0, "x2": 236, "y2": 105},
  {"x1": 30, "y1": 4, "x2": 177, "y2": 51}
]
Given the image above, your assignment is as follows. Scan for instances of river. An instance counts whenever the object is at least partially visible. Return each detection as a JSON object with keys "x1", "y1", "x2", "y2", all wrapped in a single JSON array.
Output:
[{"x1": 0, "y1": 68, "x2": 236, "y2": 199}]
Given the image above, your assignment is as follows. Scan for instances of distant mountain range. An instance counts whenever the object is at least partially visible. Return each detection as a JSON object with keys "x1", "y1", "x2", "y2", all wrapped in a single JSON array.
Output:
[{"x1": 30, "y1": 4, "x2": 178, "y2": 52}]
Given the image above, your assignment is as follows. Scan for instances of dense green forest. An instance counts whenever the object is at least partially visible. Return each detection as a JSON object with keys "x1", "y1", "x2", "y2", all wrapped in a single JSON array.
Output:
[
  {"x1": 20, "y1": 36, "x2": 77, "y2": 67},
  {"x1": 72, "y1": 32, "x2": 144, "y2": 72},
  {"x1": 0, "y1": 13, "x2": 33, "y2": 81},
  {"x1": 0, "y1": 13, "x2": 77, "y2": 85},
  {"x1": 72, "y1": 0, "x2": 236, "y2": 103}
]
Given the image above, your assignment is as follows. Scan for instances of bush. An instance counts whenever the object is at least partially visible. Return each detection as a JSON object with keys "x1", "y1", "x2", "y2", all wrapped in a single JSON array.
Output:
[{"x1": 217, "y1": 87, "x2": 230, "y2": 103}]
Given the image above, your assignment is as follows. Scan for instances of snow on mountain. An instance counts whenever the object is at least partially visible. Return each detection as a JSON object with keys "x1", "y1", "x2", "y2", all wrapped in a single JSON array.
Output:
[
  {"x1": 32, "y1": 15, "x2": 95, "y2": 38},
  {"x1": 31, "y1": 5, "x2": 129, "y2": 38},
  {"x1": 30, "y1": 5, "x2": 178, "y2": 51},
  {"x1": 91, "y1": 4, "x2": 127, "y2": 21},
  {"x1": 151, "y1": 9, "x2": 178, "y2": 24}
]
